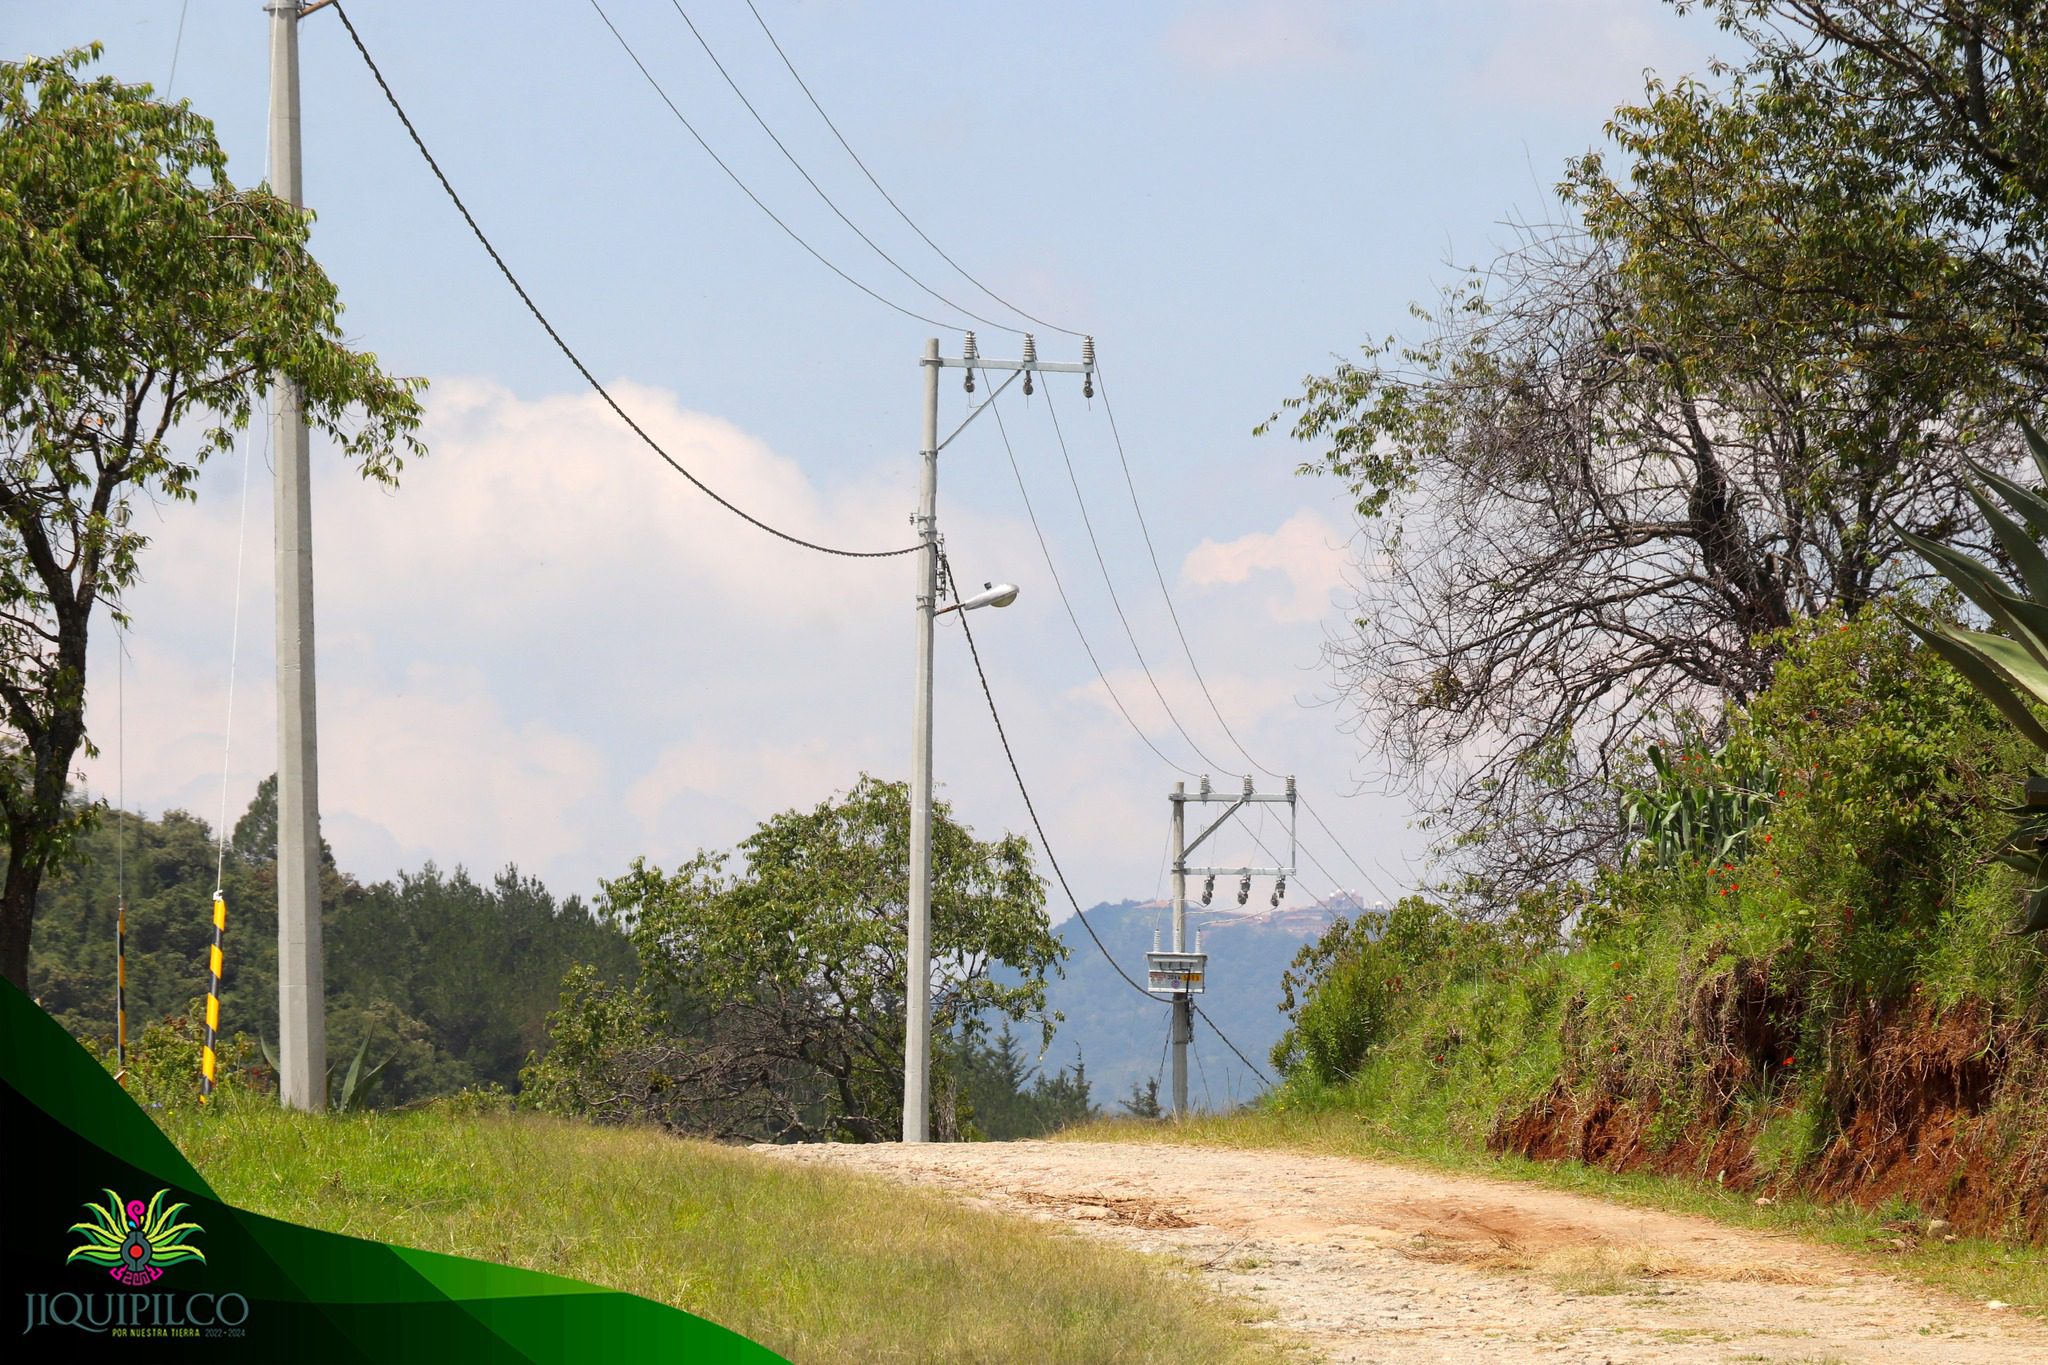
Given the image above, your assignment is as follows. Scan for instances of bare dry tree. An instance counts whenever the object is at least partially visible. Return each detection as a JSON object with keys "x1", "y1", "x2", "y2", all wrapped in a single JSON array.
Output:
[{"x1": 1275, "y1": 218, "x2": 2021, "y2": 906}]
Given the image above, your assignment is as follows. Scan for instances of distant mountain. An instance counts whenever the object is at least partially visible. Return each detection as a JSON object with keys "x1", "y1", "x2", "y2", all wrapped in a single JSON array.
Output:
[{"x1": 1029, "y1": 896, "x2": 1360, "y2": 1114}]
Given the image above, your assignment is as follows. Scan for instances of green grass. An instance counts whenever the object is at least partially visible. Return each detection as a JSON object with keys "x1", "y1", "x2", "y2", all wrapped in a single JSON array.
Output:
[
  {"x1": 1061, "y1": 1110, "x2": 2048, "y2": 1316},
  {"x1": 160, "y1": 1100, "x2": 1291, "y2": 1364}
]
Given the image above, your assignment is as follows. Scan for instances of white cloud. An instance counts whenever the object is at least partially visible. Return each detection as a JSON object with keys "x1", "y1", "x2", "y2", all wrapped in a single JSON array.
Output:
[
  {"x1": 1181, "y1": 508, "x2": 1351, "y2": 623},
  {"x1": 73, "y1": 379, "x2": 1423, "y2": 914}
]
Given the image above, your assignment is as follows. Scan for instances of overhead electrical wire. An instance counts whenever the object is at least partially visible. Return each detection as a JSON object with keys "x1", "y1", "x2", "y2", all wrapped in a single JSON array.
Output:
[
  {"x1": 948, "y1": 555, "x2": 1278, "y2": 1092},
  {"x1": 981, "y1": 380, "x2": 1201, "y2": 778},
  {"x1": 943, "y1": 554, "x2": 1163, "y2": 1007},
  {"x1": 584, "y1": 0, "x2": 963, "y2": 335},
  {"x1": 996, "y1": 371, "x2": 1400, "y2": 907},
  {"x1": 740, "y1": 0, "x2": 1085, "y2": 340},
  {"x1": 1193, "y1": 1002, "x2": 1274, "y2": 1087},
  {"x1": 332, "y1": 3, "x2": 916, "y2": 560},
  {"x1": 1234, "y1": 813, "x2": 1350, "y2": 917},
  {"x1": 1091, "y1": 363, "x2": 1397, "y2": 899},
  {"x1": 745, "y1": 0, "x2": 1368, "y2": 892},
  {"x1": 1039, "y1": 376, "x2": 1245, "y2": 779},
  {"x1": 348, "y1": 0, "x2": 1389, "y2": 904},
  {"x1": 664, "y1": 0, "x2": 1022, "y2": 337}
]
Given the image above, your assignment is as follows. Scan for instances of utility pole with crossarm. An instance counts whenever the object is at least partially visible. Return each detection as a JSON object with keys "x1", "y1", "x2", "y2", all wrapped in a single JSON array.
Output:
[{"x1": 1151, "y1": 776, "x2": 1296, "y2": 1117}]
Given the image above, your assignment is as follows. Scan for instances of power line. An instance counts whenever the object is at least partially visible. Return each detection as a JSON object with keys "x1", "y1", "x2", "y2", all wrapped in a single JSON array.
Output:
[
  {"x1": 980, "y1": 380, "x2": 1201, "y2": 778},
  {"x1": 1093, "y1": 360, "x2": 1271, "y2": 781},
  {"x1": 741, "y1": 0, "x2": 1086, "y2": 341},
  {"x1": 948, "y1": 555, "x2": 1278, "y2": 1096},
  {"x1": 1092, "y1": 360, "x2": 1395, "y2": 889},
  {"x1": 1301, "y1": 794, "x2": 1400, "y2": 905},
  {"x1": 584, "y1": 0, "x2": 963, "y2": 335},
  {"x1": 165, "y1": 0, "x2": 191, "y2": 96},
  {"x1": 943, "y1": 554, "x2": 1162, "y2": 1007},
  {"x1": 1192, "y1": 1002, "x2": 1274, "y2": 1088},
  {"x1": 996, "y1": 371, "x2": 1400, "y2": 908},
  {"x1": 665, "y1": 0, "x2": 1021, "y2": 337},
  {"x1": 1039, "y1": 376, "x2": 1245, "y2": 779},
  {"x1": 1233, "y1": 813, "x2": 1348, "y2": 916},
  {"x1": 332, "y1": 3, "x2": 916, "y2": 561}
]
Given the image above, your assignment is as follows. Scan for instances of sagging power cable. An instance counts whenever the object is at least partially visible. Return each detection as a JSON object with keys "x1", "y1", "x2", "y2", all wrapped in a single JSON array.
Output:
[
  {"x1": 332, "y1": 3, "x2": 917, "y2": 560},
  {"x1": 665, "y1": 0, "x2": 1022, "y2": 337},
  {"x1": 584, "y1": 0, "x2": 963, "y2": 336},
  {"x1": 949, "y1": 554, "x2": 1280, "y2": 1092},
  {"x1": 945, "y1": 553, "x2": 1162, "y2": 1006},
  {"x1": 742, "y1": 0, "x2": 1086, "y2": 341}
]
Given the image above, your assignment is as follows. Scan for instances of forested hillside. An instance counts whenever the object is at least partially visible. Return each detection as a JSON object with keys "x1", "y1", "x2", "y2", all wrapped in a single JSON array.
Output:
[{"x1": 28, "y1": 777, "x2": 634, "y2": 1104}]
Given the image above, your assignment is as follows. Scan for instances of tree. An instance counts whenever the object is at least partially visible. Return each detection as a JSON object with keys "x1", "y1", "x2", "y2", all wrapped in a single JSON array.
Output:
[
  {"x1": 958, "y1": 1024, "x2": 1093, "y2": 1138},
  {"x1": 1688, "y1": 1, "x2": 2048, "y2": 378},
  {"x1": 0, "y1": 49, "x2": 425, "y2": 987},
  {"x1": 30, "y1": 777, "x2": 632, "y2": 1104},
  {"x1": 547, "y1": 776, "x2": 1066, "y2": 1142},
  {"x1": 1265, "y1": 65, "x2": 2028, "y2": 903},
  {"x1": 1118, "y1": 1076, "x2": 1161, "y2": 1120}
]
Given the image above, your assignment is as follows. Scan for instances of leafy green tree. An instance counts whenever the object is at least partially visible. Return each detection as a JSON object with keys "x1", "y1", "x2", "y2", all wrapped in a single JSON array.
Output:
[
  {"x1": 30, "y1": 777, "x2": 630, "y2": 1105},
  {"x1": 1118, "y1": 1076, "x2": 1162, "y2": 1120},
  {"x1": 583, "y1": 776, "x2": 1066, "y2": 1142},
  {"x1": 0, "y1": 48, "x2": 425, "y2": 988},
  {"x1": 957, "y1": 1023, "x2": 1092, "y2": 1138},
  {"x1": 1689, "y1": 1, "x2": 2048, "y2": 382},
  {"x1": 1265, "y1": 48, "x2": 2028, "y2": 903}
]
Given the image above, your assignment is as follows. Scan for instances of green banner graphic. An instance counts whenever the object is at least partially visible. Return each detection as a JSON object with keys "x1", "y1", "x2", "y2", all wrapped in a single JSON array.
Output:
[{"x1": 1, "y1": 981, "x2": 783, "y2": 1362}]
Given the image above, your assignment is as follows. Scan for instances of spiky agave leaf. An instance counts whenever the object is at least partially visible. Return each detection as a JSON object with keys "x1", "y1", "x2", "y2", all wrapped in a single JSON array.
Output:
[
  {"x1": 1905, "y1": 620, "x2": 2048, "y2": 750},
  {"x1": 66, "y1": 1244, "x2": 123, "y2": 1267},
  {"x1": 2022, "y1": 417, "x2": 2048, "y2": 487},
  {"x1": 1964, "y1": 479, "x2": 2048, "y2": 603},
  {"x1": 1968, "y1": 458, "x2": 2048, "y2": 545}
]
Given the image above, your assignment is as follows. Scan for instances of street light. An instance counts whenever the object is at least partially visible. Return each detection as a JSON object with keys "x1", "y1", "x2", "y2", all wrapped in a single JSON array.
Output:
[
  {"x1": 936, "y1": 581, "x2": 1019, "y2": 615},
  {"x1": 904, "y1": 562, "x2": 1018, "y2": 1144},
  {"x1": 906, "y1": 332, "x2": 1084, "y2": 1143}
]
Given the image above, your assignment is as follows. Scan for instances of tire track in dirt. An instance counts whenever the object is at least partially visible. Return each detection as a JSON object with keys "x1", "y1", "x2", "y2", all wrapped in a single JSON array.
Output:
[{"x1": 759, "y1": 1139, "x2": 2046, "y2": 1363}]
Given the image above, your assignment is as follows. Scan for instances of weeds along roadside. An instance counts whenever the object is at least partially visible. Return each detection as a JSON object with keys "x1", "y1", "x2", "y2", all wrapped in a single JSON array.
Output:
[{"x1": 1117, "y1": 608, "x2": 2045, "y2": 1300}]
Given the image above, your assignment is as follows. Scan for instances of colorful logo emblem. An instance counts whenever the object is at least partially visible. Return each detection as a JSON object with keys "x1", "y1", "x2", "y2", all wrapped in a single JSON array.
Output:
[{"x1": 66, "y1": 1189, "x2": 206, "y2": 1286}]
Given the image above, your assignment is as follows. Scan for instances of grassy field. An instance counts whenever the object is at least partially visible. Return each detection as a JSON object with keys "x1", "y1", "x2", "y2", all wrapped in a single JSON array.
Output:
[
  {"x1": 160, "y1": 1099, "x2": 1290, "y2": 1364},
  {"x1": 1062, "y1": 1109, "x2": 2048, "y2": 1315}
]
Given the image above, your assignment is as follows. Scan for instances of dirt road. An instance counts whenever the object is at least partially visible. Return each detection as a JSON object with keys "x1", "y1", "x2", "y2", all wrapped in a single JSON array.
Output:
[{"x1": 760, "y1": 1139, "x2": 2045, "y2": 1363}]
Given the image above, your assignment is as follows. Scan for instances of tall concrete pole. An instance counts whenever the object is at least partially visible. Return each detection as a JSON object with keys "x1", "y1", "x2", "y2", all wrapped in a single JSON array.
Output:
[
  {"x1": 1170, "y1": 781, "x2": 1190, "y2": 1117},
  {"x1": 268, "y1": 0, "x2": 326, "y2": 1112},
  {"x1": 903, "y1": 337, "x2": 940, "y2": 1143}
]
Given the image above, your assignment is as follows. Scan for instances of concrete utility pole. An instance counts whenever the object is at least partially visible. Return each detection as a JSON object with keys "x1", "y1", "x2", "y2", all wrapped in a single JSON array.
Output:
[
  {"x1": 1170, "y1": 781, "x2": 1190, "y2": 1115},
  {"x1": 268, "y1": 0, "x2": 326, "y2": 1112},
  {"x1": 901, "y1": 332, "x2": 1083, "y2": 1142},
  {"x1": 904, "y1": 337, "x2": 940, "y2": 1144},
  {"x1": 1151, "y1": 775, "x2": 1298, "y2": 1117}
]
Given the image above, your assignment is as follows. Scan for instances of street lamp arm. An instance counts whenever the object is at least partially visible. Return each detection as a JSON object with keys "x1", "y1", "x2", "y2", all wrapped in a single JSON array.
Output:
[{"x1": 936, "y1": 582, "x2": 1019, "y2": 616}]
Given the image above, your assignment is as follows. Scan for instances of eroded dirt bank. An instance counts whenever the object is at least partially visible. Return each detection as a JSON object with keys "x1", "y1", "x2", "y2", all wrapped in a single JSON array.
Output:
[{"x1": 760, "y1": 1138, "x2": 2046, "y2": 1364}]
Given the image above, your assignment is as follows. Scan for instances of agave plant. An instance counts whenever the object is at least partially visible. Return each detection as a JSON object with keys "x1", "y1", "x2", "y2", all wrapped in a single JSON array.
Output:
[
  {"x1": 67, "y1": 1189, "x2": 205, "y2": 1285},
  {"x1": 1898, "y1": 419, "x2": 2048, "y2": 935},
  {"x1": 260, "y1": 1025, "x2": 392, "y2": 1112},
  {"x1": 1622, "y1": 739, "x2": 1777, "y2": 868}
]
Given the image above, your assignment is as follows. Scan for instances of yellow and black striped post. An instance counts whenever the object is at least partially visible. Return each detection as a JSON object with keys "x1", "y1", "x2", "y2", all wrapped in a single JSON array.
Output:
[
  {"x1": 200, "y1": 892, "x2": 225, "y2": 1102},
  {"x1": 114, "y1": 897, "x2": 127, "y2": 1082}
]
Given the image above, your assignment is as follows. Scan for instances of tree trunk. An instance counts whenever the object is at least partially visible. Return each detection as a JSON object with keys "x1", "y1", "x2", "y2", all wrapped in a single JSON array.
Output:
[{"x1": 0, "y1": 835, "x2": 42, "y2": 990}]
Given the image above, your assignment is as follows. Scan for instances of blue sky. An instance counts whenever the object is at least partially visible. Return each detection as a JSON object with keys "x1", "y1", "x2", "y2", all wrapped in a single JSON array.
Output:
[{"x1": 14, "y1": 1, "x2": 1726, "y2": 912}]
